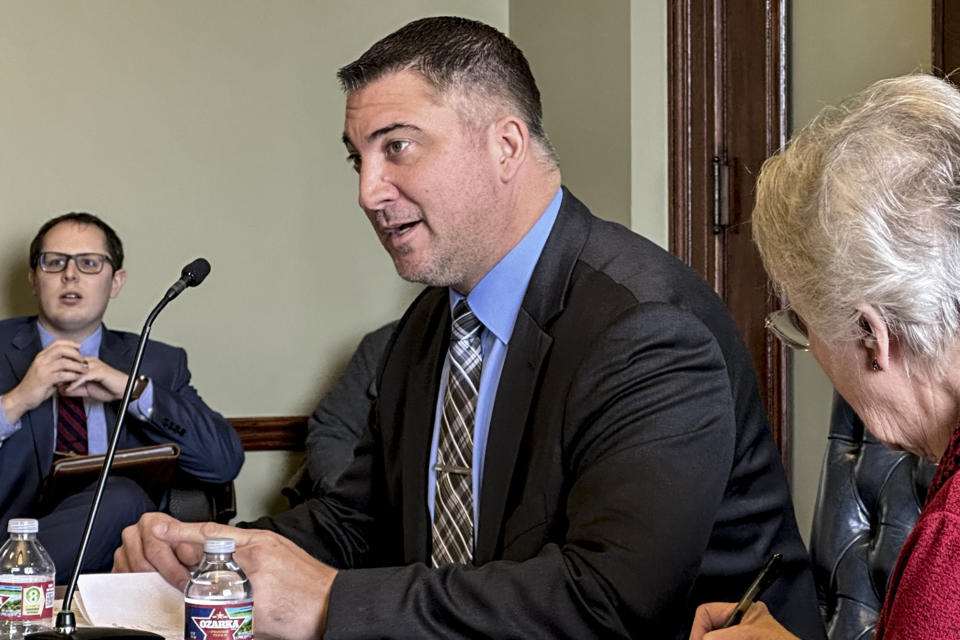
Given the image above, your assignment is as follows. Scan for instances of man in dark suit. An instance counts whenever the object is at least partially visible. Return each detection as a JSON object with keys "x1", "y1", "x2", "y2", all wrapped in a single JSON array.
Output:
[
  {"x1": 283, "y1": 321, "x2": 396, "y2": 505},
  {"x1": 115, "y1": 17, "x2": 823, "y2": 639},
  {"x1": 0, "y1": 212, "x2": 244, "y2": 582}
]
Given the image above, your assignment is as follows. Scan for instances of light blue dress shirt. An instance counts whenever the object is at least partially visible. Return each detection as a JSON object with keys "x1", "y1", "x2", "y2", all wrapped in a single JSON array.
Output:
[
  {"x1": 427, "y1": 187, "x2": 563, "y2": 537},
  {"x1": 0, "y1": 322, "x2": 154, "y2": 452}
]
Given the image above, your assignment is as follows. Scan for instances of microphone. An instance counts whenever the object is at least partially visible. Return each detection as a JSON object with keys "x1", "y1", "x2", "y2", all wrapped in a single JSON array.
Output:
[
  {"x1": 28, "y1": 260, "x2": 212, "y2": 640},
  {"x1": 163, "y1": 257, "x2": 211, "y2": 301}
]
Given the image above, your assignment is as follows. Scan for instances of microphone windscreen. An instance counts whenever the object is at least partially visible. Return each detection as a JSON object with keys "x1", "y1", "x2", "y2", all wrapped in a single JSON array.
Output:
[{"x1": 181, "y1": 258, "x2": 211, "y2": 287}]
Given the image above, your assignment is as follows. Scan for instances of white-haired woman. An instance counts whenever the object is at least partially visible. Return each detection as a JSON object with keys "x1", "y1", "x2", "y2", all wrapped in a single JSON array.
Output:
[{"x1": 691, "y1": 74, "x2": 960, "y2": 640}]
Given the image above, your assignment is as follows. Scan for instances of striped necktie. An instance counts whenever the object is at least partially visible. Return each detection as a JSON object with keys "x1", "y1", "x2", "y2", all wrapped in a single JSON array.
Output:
[
  {"x1": 56, "y1": 394, "x2": 88, "y2": 455},
  {"x1": 432, "y1": 300, "x2": 483, "y2": 566}
]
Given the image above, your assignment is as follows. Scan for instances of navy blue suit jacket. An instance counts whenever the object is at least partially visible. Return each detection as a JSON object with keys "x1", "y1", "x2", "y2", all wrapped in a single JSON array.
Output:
[{"x1": 0, "y1": 316, "x2": 244, "y2": 531}]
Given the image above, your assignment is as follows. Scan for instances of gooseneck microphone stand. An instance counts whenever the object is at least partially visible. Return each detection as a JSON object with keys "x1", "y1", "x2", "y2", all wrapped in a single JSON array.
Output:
[{"x1": 28, "y1": 258, "x2": 211, "y2": 640}]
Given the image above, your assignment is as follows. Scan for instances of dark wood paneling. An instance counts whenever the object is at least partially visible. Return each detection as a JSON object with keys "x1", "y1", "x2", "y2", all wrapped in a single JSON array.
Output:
[
  {"x1": 228, "y1": 416, "x2": 308, "y2": 451},
  {"x1": 669, "y1": 0, "x2": 791, "y2": 467},
  {"x1": 934, "y1": 0, "x2": 960, "y2": 80}
]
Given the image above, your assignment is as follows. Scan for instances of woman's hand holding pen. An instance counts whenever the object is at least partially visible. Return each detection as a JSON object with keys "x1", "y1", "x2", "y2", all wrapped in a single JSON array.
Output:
[{"x1": 688, "y1": 602, "x2": 800, "y2": 640}]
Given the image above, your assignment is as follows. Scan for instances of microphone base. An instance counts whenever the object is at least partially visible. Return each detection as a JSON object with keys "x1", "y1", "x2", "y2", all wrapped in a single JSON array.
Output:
[{"x1": 27, "y1": 627, "x2": 163, "y2": 640}]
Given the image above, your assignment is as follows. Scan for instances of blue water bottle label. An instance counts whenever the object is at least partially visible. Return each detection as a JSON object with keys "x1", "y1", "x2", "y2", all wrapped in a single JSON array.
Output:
[{"x1": 185, "y1": 601, "x2": 253, "y2": 640}]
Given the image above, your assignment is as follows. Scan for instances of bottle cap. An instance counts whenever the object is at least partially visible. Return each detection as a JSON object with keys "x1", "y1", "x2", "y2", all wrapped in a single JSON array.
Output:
[
  {"x1": 8, "y1": 518, "x2": 38, "y2": 534},
  {"x1": 204, "y1": 537, "x2": 235, "y2": 553}
]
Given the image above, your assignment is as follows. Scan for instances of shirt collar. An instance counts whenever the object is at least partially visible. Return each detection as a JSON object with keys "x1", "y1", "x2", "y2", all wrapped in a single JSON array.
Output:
[
  {"x1": 449, "y1": 187, "x2": 563, "y2": 344},
  {"x1": 37, "y1": 320, "x2": 103, "y2": 358}
]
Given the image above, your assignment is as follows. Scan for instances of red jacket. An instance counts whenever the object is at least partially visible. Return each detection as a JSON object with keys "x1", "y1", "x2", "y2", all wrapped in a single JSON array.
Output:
[{"x1": 876, "y1": 422, "x2": 960, "y2": 640}]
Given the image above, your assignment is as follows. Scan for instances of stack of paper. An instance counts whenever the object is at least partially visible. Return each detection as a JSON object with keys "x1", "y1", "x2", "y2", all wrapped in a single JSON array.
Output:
[{"x1": 56, "y1": 573, "x2": 183, "y2": 640}]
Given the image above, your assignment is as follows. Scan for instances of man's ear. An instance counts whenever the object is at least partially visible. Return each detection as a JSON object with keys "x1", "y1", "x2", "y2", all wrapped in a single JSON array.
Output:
[
  {"x1": 27, "y1": 269, "x2": 37, "y2": 296},
  {"x1": 110, "y1": 268, "x2": 127, "y2": 299},
  {"x1": 857, "y1": 303, "x2": 892, "y2": 371},
  {"x1": 492, "y1": 115, "x2": 528, "y2": 183}
]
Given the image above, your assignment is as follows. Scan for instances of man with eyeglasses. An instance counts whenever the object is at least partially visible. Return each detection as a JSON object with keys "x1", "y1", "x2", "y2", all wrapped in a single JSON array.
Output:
[{"x1": 0, "y1": 212, "x2": 244, "y2": 582}]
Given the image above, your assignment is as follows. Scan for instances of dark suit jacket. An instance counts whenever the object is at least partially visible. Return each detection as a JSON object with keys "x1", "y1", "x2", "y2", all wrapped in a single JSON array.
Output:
[
  {"x1": 246, "y1": 189, "x2": 824, "y2": 639},
  {"x1": 0, "y1": 316, "x2": 244, "y2": 532},
  {"x1": 284, "y1": 320, "x2": 397, "y2": 506}
]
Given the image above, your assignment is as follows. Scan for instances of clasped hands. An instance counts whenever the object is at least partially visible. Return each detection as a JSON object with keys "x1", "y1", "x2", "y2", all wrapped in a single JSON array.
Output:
[
  {"x1": 114, "y1": 512, "x2": 336, "y2": 640},
  {"x1": 1, "y1": 339, "x2": 130, "y2": 424}
]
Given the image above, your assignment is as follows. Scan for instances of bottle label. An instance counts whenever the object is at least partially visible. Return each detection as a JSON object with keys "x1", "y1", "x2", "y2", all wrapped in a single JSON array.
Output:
[
  {"x1": 184, "y1": 601, "x2": 253, "y2": 640},
  {"x1": 0, "y1": 580, "x2": 54, "y2": 621}
]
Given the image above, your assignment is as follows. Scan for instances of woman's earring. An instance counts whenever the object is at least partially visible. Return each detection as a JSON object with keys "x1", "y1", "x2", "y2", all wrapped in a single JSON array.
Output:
[{"x1": 872, "y1": 359, "x2": 883, "y2": 372}]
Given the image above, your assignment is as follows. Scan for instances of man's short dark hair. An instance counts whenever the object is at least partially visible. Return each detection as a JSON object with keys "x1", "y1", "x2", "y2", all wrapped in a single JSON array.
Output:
[
  {"x1": 338, "y1": 16, "x2": 556, "y2": 161},
  {"x1": 29, "y1": 212, "x2": 124, "y2": 270}
]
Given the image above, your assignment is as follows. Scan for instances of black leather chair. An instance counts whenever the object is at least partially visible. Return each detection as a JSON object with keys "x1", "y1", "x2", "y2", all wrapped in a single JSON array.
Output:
[
  {"x1": 809, "y1": 393, "x2": 936, "y2": 640},
  {"x1": 167, "y1": 473, "x2": 236, "y2": 523}
]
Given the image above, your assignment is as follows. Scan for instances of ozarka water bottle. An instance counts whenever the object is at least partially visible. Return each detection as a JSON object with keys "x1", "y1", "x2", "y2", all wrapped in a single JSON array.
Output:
[
  {"x1": 184, "y1": 538, "x2": 253, "y2": 640},
  {"x1": 0, "y1": 518, "x2": 55, "y2": 640}
]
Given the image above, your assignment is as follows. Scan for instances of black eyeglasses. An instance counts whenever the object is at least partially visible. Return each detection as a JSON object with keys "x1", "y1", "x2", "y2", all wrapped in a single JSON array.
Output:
[
  {"x1": 38, "y1": 252, "x2": 113, "y2": 275},
  {"x1": 765, "y1": 308, "x2": 810, "y2": 351}
]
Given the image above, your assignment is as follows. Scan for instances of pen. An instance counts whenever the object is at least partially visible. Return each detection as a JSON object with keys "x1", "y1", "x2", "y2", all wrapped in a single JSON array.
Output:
[{"x1": 720, "y1": 553, "x2": 783, "y2": 628}]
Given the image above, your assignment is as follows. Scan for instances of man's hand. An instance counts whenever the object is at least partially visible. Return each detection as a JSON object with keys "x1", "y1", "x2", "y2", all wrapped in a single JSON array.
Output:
[
  {"x1": 232, "y1": 527, "x2": 335, "y2": 639},
  {"x1": 62, "y1": 356, "x2": 129, "y2": 402},
  {"x1": 115, "y1": 513, "x2": 336, "y2": 640},
  {"x1": 688, "y1": 602, "x2": 799, "y2": 640},
  {"x1": 1, "y1": 339, "x2": 87, "y2": 423}
]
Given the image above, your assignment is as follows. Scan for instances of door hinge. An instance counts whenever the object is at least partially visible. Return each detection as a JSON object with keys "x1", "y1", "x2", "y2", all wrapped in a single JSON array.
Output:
[{"x1": 712, "y1": 153, "x2": 729, "y2": 234}]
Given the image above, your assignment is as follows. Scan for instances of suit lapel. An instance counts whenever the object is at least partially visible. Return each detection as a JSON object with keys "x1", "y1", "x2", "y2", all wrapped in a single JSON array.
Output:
[
  {"x1": 98, "y1": 326, "x2": 133, "y2": 370},
  {"x1": 399, "y1": 294, "x2": 449, "y2": 563},
  {"x1": 6, "y1": 321, "x2": 41, "y2": 387},
  {"x1": 475, "y1": 187, "x2": 593, "y2": 562},
  {"x1": 476, "y1": 309, "x2": 551, "y2": 562},
  {"x1": 5, "y1": 320, "x2": 55, "y2": 476},
  {"x1": 97, "y1": 326, "x2": 133, "y2": 439}
]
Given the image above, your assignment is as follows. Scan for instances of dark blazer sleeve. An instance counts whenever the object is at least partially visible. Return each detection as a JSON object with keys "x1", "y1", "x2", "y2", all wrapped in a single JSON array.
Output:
[
  {"x1": 303, "y1": 321, "x2": 396, "y2": 495},
  {"x1": 118, "y1": 343, "x2": 244, "y2": 484},
  {"x1": 249, "y1": 305, "x2": 740, "y2": 639}
]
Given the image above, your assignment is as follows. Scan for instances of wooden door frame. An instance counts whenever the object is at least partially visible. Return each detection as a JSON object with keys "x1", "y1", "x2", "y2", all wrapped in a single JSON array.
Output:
[
  {"x1": 934, "y1": 0, "x2": 960, "y2": 79},
  {"x1": 668, "y1": 0, "x2": 791, "y2": 468}
]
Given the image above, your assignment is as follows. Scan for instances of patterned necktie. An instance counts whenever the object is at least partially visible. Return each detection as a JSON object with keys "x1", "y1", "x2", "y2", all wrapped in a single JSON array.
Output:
[
  {"x1": 432, "y1": 300, "x2": 483, "y2": 567},
  {"x1": 56, "y1": 394, "x2": 88, "y2": 455}
]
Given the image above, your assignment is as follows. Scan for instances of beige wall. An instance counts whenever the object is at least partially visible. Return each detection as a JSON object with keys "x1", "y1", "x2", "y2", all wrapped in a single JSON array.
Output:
[
  {"x1": 629, "y1": 0, "x2": 668, "y2": 247},
  {"x1": 790, "y1": 0, "x2": 930, "y2": 542},
  {"x1": 1, "y1": 1, "x2": 669, "y2": 522},
  {"x1": 510, "y1": 0, "x2": 667, "y2": 245},
  {"x1": 0, "y1": 0, "x2": 508, "y2": 522},
  {"x1": 10, "y1": 1, "x2": 925, "y2": 539},
  {"x1": 510, "y1": 0, "x2": 631, "y2": 228}
]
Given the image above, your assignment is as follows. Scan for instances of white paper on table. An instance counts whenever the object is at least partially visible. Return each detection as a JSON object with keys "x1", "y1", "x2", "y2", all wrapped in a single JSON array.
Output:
[{"x1": 73, "y1": 572, "x2": 182, "y2": 639}]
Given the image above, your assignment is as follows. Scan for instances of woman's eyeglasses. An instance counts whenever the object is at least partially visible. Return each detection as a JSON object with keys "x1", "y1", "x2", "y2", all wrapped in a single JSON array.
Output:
[{"x1": 765, "y1": 308, "x2": 809, "y2": 351}]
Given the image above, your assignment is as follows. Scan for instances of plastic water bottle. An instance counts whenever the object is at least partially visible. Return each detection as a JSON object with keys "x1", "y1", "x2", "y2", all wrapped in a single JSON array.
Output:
[
  {"x1": 0, "y1": 519, "x2": 55, "y2": 640},
  {"x1": 184, "y1": 538, "x2": 253, "y2": 640}
]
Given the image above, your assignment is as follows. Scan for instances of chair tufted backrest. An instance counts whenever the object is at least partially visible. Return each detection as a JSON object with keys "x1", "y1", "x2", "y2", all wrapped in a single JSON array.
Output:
[{"x1": 809, "y1": 393, "x2": 937, "y2": 640}]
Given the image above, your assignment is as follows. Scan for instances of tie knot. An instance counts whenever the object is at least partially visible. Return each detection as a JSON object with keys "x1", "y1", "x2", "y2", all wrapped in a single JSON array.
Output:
[{"x1": 451, "y1": 301, "x2": 481, "y2": 341}]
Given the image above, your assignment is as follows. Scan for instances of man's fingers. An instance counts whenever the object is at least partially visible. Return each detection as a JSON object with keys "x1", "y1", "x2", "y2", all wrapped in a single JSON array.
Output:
[
  {"x1": 116, "y1": 521, "x2": 150, "y2": 573},
  {"x1": 158, "y1": 519, "x2": 253, "y2": 547},
  {"x1": 63, "y1": 374, "x2": 94, "y2": 393},
  {"x1": 39, "y1": 342, "x2": 87, "y2": 366},
  {"x1": 152, "y1": 521, "x2": 255, "y2": 590},
  {"x1": 115, "y1": 515, "x2": 179, "y2": 574},
  {"x1": 137, "y1": 516, "x2": 199, "y2": 590},
  {"x1": 114, "y1": 517, "x2": 261, "y2": 593},
  {"x1": 740, "y1": 601, "x2": 770, "y2": 623},
  {"x1": 111, "y1": 546, "x2": 129, "y2": 574},
  {"x1": 173, "y1": 542, "x2": 204, "y2": 569},
  {"x1": 60, "y1": 359, "x2": 127, "y2": 399},
  {"x1": 48, "y1": 358, "x2": 88, "y2": 374}
]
